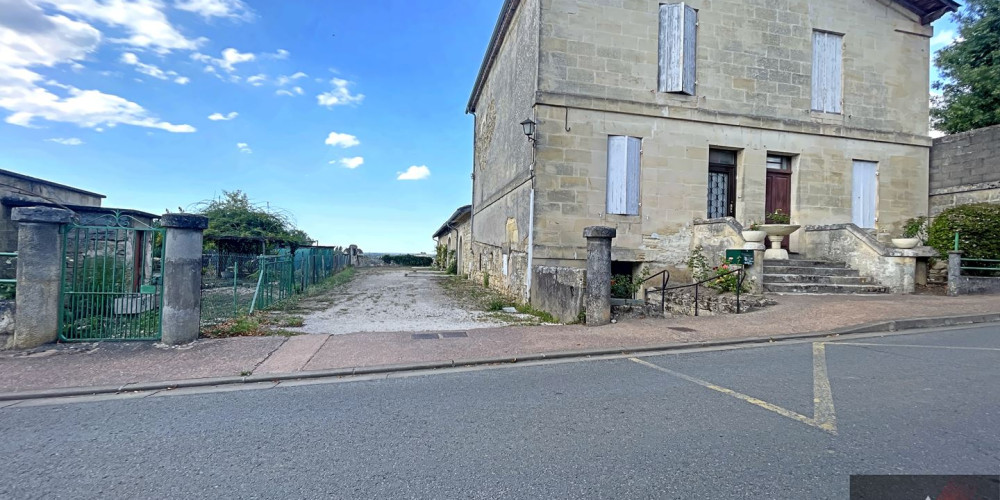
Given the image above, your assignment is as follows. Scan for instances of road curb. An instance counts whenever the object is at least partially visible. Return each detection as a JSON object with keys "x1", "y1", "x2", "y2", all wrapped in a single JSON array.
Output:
[{"x1": 2, "y1": 313, "x2": 998, "y2": 402}]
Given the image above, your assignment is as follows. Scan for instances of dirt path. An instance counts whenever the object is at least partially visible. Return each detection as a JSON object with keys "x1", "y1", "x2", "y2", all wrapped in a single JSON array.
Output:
[{"x1": 284, "y1": 267, "x2": 511, "y2": 335}]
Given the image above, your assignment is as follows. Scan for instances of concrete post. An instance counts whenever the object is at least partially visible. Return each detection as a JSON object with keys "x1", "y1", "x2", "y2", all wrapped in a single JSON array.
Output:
[
  {"x1": 947, "y1": 251, "x2": 962, "y2": 297},
  {"x1": 11, "y1": 207, "x2": 73, "y2": 349},
  {"x1": 583, "y1": 226, "x2": 616, "y2": 326},
  {"x1": 160, "y1": 214, "x2": 208, "y2": 345},
  {"x1": 746, "y1": 249, "x2": 766, "y2": 295}
]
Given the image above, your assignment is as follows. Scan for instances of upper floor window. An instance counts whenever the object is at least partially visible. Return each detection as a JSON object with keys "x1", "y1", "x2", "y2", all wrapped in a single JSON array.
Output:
[
  {"x1": 658, "y1": 3, "x2": 697, "y2": 95},
  {"x1": 607, "y1": 136, "x2": 641, "y2": 216},
  {"x1": 812, "y1": 31, "x2": 843, "y2": 114}
]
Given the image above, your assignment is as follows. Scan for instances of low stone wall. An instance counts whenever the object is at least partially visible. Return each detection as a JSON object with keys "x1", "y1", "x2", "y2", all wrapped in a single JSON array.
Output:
[
  {"x1": 929, "y1": 181, "x2": 1000, "y2": 216},
  {"x1": 530, "y1": 266, "x2": 585, "y2": 323},
  {"x1": 0, "y1": 300, "x2": 14, "y2": 349},
  {"x1": 947, "y1": 252, "x2": 1000, "y2": 296},
  {"x1": 691, "y1": 218, "x2": 746, "y2": 269},
  {"x1": 657, "y1": 288, "x2": 774, "y2": 317},
  {"x1": 801, "y1": 224, "x2": 935, "y2": 293}
]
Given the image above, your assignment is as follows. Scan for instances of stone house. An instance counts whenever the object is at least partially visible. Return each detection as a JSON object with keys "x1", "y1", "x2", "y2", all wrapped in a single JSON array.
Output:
[
  {"x1": 0, "y1": 169, "x2": 105, "y2": 252},
  {"x1": 433, "y1": 205, "x2": 472, "y2": 273},
  {"x1": 466, "y1": 0, "x2": 957, "y2": 321}
]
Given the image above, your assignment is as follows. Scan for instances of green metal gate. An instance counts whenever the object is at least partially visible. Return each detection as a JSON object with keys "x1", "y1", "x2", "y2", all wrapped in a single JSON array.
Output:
[{"x1": 59, "y1": 213, "x2": 164, "y2": 341}]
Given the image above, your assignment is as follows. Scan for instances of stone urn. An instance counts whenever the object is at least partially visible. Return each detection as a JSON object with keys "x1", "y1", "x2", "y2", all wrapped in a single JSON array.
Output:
[
  {"x1": 759, "y1": 224, "x2": 801, "y2": 260},
  {"x1": 741, "y1": 230, "x2": 767, "y2": 250},
  {"x1": 891, "y1": 237, "x2": 920, "y2": 249}
]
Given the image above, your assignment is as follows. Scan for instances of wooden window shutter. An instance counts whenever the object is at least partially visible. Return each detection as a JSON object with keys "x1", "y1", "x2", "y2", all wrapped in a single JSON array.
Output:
[
  {"x1": 607, "y1": 136, "x2": 628, "y2": 215},
  {"x1": 812, "y1": 31, "x2": 843, "y2": 113},
  {"x1": 607, "y1": 136, "x2": 642, "y2": 216},
  {"x1": 658, "y1": 3, "x2": 697, "y2": 95}
]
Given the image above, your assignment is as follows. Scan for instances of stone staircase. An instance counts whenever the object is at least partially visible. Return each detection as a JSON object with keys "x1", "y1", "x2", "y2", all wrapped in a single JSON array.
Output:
[{"x1": 763, "y1": 257, "x2": 890, "y2": 294}]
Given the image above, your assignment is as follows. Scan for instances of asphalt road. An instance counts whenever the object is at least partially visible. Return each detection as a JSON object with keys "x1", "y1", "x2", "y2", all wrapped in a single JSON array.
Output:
[{"x1": 2, "y1": 324, "x2": 999, "y2": 499}]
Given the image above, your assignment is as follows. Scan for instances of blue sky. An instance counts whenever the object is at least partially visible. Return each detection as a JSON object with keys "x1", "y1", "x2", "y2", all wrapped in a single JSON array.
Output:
[{"x1": 0, "y1": 1, "x2": 962, "y2": 253}]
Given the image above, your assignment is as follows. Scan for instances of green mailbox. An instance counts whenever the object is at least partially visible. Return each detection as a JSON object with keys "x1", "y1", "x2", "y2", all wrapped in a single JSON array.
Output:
[{"x1": 725, "y1": 249, "x2": 755, "y2": 266}]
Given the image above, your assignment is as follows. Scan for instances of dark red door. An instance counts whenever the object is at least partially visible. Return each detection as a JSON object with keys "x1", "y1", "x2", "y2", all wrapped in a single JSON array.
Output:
[{"x1": 766, "y1": 170, "x2": 792, "y2": 249}]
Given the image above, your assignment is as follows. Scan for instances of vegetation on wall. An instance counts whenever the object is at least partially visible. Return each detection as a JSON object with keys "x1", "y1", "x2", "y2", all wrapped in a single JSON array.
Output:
[
  {"x1": 932, "y1": 0, "x2": 1000, "y2": 134},
  {"x1": 380, "y1": 254, "x2": 434, "y2": 266},
  {"x1": 927, "y1": 203, "x2": 1000, "y2": 259}
]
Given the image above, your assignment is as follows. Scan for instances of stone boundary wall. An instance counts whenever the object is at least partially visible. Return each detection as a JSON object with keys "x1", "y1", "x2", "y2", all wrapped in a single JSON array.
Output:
[{"x1": 930, "y1": 125, "x2": 1000, "y2": 216}]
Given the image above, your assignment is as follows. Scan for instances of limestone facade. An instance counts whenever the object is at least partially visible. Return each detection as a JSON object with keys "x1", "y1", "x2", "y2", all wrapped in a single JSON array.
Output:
[{"x1": 467, "y1": 0, "x2": 952, "y2": 321}]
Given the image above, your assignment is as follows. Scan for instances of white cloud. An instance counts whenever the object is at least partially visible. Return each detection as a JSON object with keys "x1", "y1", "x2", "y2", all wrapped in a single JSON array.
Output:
[
  {"x1": 173, "y1": 0, "x2": 253, "y2": 21},
  {"x1": 192, "y1": 47, "x2": 254, "y2": 73},
  {"x1": 397, "y1": 165, "x2": 430, "y2": 181},
  {"x1": 120, "y1": 52, "x2": 188, "y2": 84},
  {"x1": 37, "y1": 0, "x2": 203, "y2": 53},
  {"x1": 317, "y1": 78, "x2": 364, "y2": 107},
  {"x1": 246, "y1": 73, "x2": 266, "y2": 86},
  {"x1": 236, "y1": 142, "x2": 251, "y2": 153},
  {"x1": 931, "y1": 30, "x2": 957, "y2": 48},
  {"x1": 208, "y1": 111, "x2": 238, "y2": 120},
  {"x1": 270, "y1": 49, "x2": 289, "y2": 59},
  {"x1": 337, "y1": 156, "x2": 364, "y2": 169},
  {"x1": 47, "y1": 137, "x2": 83, "y2": 146},
  {"x1": 276, "y1": 72, "x2": 307, "y2": 86},
  {"x1": 324, "y1": 132, "x2": 359, "y2": 148},
  {"x1": 275, "y1": 86, "x2": 303, "y2": 97}
]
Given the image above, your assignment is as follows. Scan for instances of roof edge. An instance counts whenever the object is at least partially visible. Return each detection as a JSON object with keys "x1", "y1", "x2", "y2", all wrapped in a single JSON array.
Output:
[
  {"x1": 892, "y1": 0, "x2": 960, "y2": 25},
  {"x1": 466, "y1": 0, "x2": 521, "y2": 114},
  {"x1": 433, "y1": 205, "x2": 472, "y2": 239},
  {"x1": 0, "y1": 168, "x2": 106, "y2": 198}
]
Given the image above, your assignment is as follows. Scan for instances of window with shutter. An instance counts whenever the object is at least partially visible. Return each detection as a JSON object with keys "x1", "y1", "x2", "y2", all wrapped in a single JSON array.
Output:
[
  {"x1": 607, "y1": 136, "x2": 642, "y2": 215},
  {"x1": 811, "y1": 31, "x2": 843, "y2": 114},
  {"x1": 658, "y1": 3, "x2": 697, "y2": 95}
]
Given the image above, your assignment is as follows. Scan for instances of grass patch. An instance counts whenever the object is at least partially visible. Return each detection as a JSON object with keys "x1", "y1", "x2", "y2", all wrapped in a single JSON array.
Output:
[{"x1": 440, "y1": 275, "x2": 560, "y2": 325}]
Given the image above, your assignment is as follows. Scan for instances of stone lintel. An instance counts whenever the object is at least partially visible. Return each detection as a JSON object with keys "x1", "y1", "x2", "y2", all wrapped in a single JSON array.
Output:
[
  {"x1": 160, "y1": 213, "x2": 209, "y2": 230},
  {"x1": 583, "y1": 226, "x2": 616, "y2": 239},
  {"x1": 11, "y1": 206, "x2": 73, "y2": 224}
]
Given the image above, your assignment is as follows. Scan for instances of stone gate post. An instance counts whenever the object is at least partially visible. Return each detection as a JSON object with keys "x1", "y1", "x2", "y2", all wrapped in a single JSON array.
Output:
[
  {"x1": 584, "y1": 226, "x2": 616, "y2": 326},
  {"x1": 947, "y1": 251, "x2": 962, "y2": 297},
  {"x1": 11, "y1": 207, "x2": 73, "y2": 349},
  {"x1": 160, "y1": 214, "x2": 208, "y2": 345}
]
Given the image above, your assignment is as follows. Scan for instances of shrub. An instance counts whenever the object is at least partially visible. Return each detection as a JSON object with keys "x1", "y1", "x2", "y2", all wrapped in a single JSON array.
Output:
[
  {"x1": 446, "y1": 260, "x2": 458, "y2": 275},
  {"x1": 901, "y1": 216, "x2": 928, "y2": 240},
  {"x1": 611, "y1": 273, "x2": 644, "y2": 299},
  {"x1": 927, "y1": 203, "x2": 1000, "y2": 259}
]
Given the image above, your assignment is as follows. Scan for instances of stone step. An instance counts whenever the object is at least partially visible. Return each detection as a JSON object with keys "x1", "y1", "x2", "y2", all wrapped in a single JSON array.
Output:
[
  {"x1": 765, "y1": 259, "x2": 847, "y2": 268},
  {"x1": 762, "y1": 274, "x2": 876, "y2": 285},
  {"x1": 762, "y1": 265, "x2": 860, "y2": 277},
  {"x1": 763, "y1": 283, "x2": 890, "y2": 294}
]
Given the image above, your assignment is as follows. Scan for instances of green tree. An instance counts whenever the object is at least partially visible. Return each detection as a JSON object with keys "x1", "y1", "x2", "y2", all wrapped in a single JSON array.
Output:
[
  {"x1": 932, "y1": 1, "x2": 1000, "y2": 134},
  {"x1": 194, "y1": 190, "x2": 312, "y2": 252}
]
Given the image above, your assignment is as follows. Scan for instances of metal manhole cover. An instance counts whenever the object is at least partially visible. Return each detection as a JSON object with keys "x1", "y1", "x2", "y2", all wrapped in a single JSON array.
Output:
[
  {"x1": 669, "y1": 327, "x2": 696, "y2": 332},
  {"x1": 439, "y1": 332, "x2": 468, "y2": 339},
  {"x1": 411, "y1": 333, "x2": 439, "y2": 340}
]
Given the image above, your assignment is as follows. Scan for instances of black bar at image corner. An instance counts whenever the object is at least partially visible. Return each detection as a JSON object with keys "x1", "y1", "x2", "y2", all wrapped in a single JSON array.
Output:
[{"x1": 850, "y1": 475, "x2": 1000, "y2": 500}]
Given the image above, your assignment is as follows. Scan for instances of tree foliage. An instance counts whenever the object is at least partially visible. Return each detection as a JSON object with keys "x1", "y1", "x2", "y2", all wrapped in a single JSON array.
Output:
[
  {"x1": 932, "y1": 1, "x2": 1000, "y2": 134},
  {"x1": 194, "y1": 190, "x2": 312, "y2": 252}
]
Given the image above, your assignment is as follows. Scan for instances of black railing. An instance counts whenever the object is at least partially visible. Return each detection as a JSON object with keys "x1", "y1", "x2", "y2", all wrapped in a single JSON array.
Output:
[
  {"x1": 640, "y1": 270, "x2": 671, "y2": 312},
  {"x1": 646, "y1": 267, "x2": 749, "y2": 316}
]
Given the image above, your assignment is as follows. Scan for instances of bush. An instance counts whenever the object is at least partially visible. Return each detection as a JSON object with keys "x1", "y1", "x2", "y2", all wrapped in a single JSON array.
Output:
[
  {"x1": 446, "y1": 260, "x2": 458, "y2": 275},
  {"x1": 927, "y1": 203, "x2": 1000, "y2": 259},
  {"x1": 611, "y1": 273, "x2": 644, "y2": 299}
]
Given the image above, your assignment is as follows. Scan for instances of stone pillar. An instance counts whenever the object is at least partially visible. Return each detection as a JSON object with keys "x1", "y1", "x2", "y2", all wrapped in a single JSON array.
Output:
[
  {"x1": 583, "y1": 226, "x2": 616, "y2": 326},
  {"x1": 11, "y1": 207, "x2": 73, "y2": 349},
  {"x1": 746, "y1": 250, "x2": 766, "y2": 295},
  {"x1": 947, "y1": 251, "x2": 962, "y2": 297},
  {"x1": 160, "y1": 214, "x2": 208, "y2": 345}
]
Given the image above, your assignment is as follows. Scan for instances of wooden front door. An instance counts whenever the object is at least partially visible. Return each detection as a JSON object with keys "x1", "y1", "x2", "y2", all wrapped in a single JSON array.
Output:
[{"x1": 765, "y1": 155, "x2": 793, "y2": 249}]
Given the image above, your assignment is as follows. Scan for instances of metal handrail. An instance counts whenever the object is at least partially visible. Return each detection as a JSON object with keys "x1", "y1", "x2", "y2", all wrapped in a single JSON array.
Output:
[
  {"x1": 651, "y1": 267, "x2": 749, "y2": 316},
  {"x1": 0, "y1": 251, "x2": 15, "y2": 286},
  {"x1": 640, "y1": 270, "x2": 671, "y2": 311}
]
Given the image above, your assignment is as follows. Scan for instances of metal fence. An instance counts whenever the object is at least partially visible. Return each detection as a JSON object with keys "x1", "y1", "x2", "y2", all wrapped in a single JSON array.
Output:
[
  {"x1": 201, "y1": 247, "x2": 351, "y2": 327},
  {"x1": 0, "y1": 252, "x2": 15, "y2": 300}
]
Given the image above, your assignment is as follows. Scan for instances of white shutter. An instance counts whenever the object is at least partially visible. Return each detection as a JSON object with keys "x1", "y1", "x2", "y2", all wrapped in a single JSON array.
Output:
[
  {"x1": 625, "y1": 136, "x2": 641, "y2": 215},
  {"x1": 607, "y1": 136, "x2": 627, "y2": 215},
  {"x1": 812, "y1": 31, "x2": 843, "y2": 113},
  {"x1": 658, "y1": 3, "x2": 697, "y2": 95}
]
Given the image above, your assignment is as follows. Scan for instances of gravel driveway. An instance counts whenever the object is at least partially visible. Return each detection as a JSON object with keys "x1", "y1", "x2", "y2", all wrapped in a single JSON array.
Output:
[{"x1": 286, "y1": 267, "x2": 509, "y2": 335}]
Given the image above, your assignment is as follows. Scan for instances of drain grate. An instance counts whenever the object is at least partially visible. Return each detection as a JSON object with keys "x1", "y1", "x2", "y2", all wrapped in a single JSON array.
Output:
[
  {"x1": 411, "y1": 332, "x2": 469, "y2": 340},
  {"x1": 669, "y1": 327, "x2": 697, "y2": 332}
]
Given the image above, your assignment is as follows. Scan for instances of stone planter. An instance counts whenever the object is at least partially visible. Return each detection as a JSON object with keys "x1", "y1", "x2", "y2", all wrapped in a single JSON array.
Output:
[
  {"x1": 741, "y1": 230, "x2": 767, "y2": 250},
  {"x1": 759, "y1": 224, "x2": 801, "y2": 260},
  {"x1": 891, "y1": 237, "x2": 920, "y2": 249}
]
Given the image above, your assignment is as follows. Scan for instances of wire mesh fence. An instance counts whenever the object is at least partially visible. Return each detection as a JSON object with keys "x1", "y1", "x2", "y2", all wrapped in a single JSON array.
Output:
[{"x1": 200, "y1": 247, "x2": 353, "y2": 328}]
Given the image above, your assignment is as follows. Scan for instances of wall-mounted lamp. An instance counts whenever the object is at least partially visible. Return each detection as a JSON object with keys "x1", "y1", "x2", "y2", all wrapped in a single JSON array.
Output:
[{"x1": 520, "y1": 118, "x2": 537, "y2": 142}]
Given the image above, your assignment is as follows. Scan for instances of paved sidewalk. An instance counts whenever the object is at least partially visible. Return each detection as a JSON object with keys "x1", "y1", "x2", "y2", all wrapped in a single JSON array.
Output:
[{"x1": 1, "y1": 294, "x2": 999, "y2": 395}]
